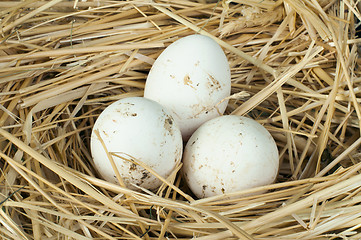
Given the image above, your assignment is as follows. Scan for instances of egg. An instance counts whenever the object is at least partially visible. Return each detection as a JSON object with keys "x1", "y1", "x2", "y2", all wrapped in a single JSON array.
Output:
[
  {"x1": 144, "y1": 34, "x2": 231, "y2": 140},
  {"x1": 182, "y1": 115, "x2": 279, "y2": 198},
  {"x1": 90, "y1": 97, "x2": 183, "y2": 191}
]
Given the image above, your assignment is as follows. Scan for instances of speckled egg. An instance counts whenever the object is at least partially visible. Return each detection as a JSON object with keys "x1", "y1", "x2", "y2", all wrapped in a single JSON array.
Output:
[
  {"x1": 90, "y1": 97, "x2": 183, "y2": 191},
  {"x1": 144, "y1": 34, "x2": 231, "y2": 140},
  {"x1": 182, "y1": 115, "x2": 279, "y2": 198}
]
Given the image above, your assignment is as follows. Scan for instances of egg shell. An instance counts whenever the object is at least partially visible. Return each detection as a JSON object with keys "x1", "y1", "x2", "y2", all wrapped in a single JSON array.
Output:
[
  {"x1": 144, "y1": 34, "x2": 231, "y2": 140},
  {"x1": 90, "y1": 97, "x2": 183, "y2": 191},
  {"x1": 182, "y1": 115, "x2": 279, "y2": 198}
]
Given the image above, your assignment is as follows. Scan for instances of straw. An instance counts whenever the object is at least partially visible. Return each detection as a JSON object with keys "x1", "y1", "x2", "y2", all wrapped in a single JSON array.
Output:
[{"x1": 1, "y1": 0, "x2": 361, "y2": 239}]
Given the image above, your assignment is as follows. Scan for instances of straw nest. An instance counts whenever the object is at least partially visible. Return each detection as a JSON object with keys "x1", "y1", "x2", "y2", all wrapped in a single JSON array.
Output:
[{"x1": 1, "y1": 0, "x2": 361, "y2": 239}]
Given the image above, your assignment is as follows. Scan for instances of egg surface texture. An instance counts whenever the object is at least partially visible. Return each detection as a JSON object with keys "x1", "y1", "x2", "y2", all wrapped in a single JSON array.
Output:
[
  {"x1": 90, "y1": 97, "x2": 183, "y2": 190},
  {"x1": 183, "y1": 115, "x2": 279, "y2": 198},
  {"x1": 144, "y1": 34, "x2": 231, "y2": 140}
]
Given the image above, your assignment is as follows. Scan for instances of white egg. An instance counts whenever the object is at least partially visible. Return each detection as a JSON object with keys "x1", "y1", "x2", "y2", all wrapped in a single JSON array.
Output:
[
  {"x1": 144, "y1": 34, "x2": 231, "y2": 140},
  {"x1": 90, "y1": 97, "x2": 183, "y2": 191},
  {"x1": 182, "y1": 115, "x2": 279, "y2": 198}
]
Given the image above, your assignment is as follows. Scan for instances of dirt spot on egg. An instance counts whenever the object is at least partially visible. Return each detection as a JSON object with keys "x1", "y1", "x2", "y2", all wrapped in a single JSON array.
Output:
[
  {"x1": 129, "y1": 163, "x2": 137, "y2": 171},
  {"x1": 189, "y1": 104, "x2": 209, "y2": 118},
  {"x1": 207, "y1": 74, "x2": 221, "y2": 93},
  {"x1": 190, "y1": 138, "x2": 198, "y2": 146},
  {"x1": 120, "y1": 102, "x2": 135, "y2": 107},
  {"x1": 102, "y1": 130, "x2": 108, "y2": 137},
  {"x1": 141, "y1": 170, "x2": 150, "y2": 180},
  {"x1": 121, "y1": 111, "x2": 138, "y2": 117},
  {"x1": 183, "y1": 74, "x2": 196, "y2": 90},
  {"x1": 116, "y1": 103, "x2": 138, "y2": 117},
  {"x1": 174, "y1": 147, "x2": 182, "y2": 162},
  {"x1": 201, "y1": 185, "x2": 208, "y2": 198},
  {"x1": 184, "y1": 74, "x2": 191, "y2": 85},
  {"x1": 163, "y1": 116, "x2": 174, "y2": 135}
]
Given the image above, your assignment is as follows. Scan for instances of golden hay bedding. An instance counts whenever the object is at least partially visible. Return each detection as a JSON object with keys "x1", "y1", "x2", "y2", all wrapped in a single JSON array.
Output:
[{"x1": 1, "y1": 0, "x2": 361, "y2": 239}]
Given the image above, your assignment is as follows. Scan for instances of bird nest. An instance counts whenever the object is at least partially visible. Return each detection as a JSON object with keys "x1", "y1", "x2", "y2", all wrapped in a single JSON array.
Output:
[{"x1": 1, "y1": 0, "x2": 361, "y2": 239}]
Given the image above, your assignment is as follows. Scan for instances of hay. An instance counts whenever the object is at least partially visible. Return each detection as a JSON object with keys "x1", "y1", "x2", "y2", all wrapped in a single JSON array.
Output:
[{"x1": 0, "y1": 0, "x2": 361, "y2": 239}]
